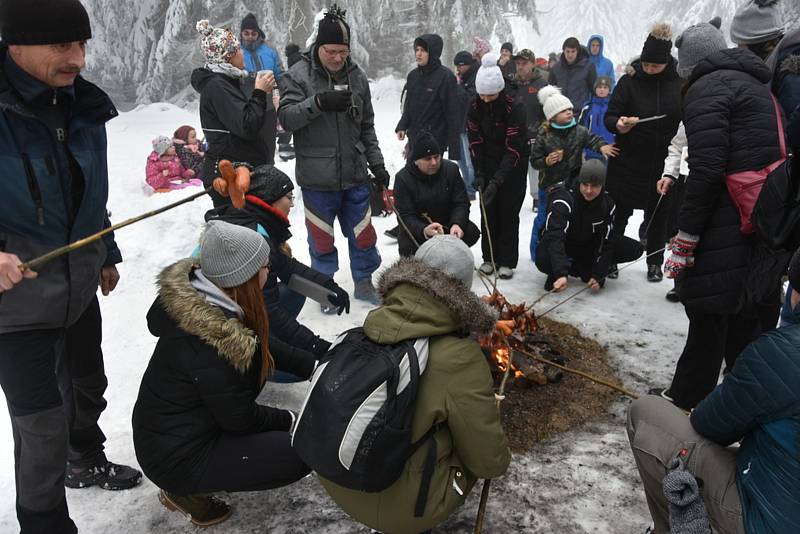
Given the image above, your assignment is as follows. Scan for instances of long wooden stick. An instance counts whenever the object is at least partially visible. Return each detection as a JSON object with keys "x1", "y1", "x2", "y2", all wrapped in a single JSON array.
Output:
[{"x1": 19, "y1": 186, "x2": 213, "y2": 272}]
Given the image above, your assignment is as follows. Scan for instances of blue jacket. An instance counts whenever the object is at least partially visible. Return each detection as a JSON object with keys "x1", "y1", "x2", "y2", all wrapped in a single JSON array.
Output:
[
  {"x1": 691, "y1": 306, "x2": 800, "y2": 534},
  {"x1": 579, "y1": 94, "x2": 613, "y2": 161},
  {"x1": 242, "y1": 42, "x2": 283, "y2": 82},
  {"x1": 0, "y1": 47, "x2": 120, "y2": 333},
  {"x1": 587, "y1": 35, "x2": 616, "y2": 88}
]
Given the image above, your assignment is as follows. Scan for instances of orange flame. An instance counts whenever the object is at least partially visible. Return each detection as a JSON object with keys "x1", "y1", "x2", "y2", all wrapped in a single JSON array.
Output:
[{"x1": 493, "y1": 347, "x2": 524, "y2": 378}]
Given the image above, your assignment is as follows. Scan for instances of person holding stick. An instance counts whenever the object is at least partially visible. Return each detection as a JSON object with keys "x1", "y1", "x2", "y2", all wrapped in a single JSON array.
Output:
[{"x1": 0, "y1": 1, "x2": 143, "y2": 532}]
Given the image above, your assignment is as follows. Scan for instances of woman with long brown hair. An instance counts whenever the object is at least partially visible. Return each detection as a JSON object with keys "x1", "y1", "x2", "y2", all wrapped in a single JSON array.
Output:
[{"x1": 132, "y1": 221, "x2": 309, "y2": 527}]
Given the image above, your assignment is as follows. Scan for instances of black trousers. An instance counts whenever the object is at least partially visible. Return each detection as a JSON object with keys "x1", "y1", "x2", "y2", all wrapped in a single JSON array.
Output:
[
  {"x1": 192, "y1": 431, "x2": 310, "y2": 494},
  {"x1": 535, "y1": 236, "x2": 643, "y2": 281},
  {"x1": 668, "y1": 305, "x2": 762, "y2": 410},
  {"x1": 480, "y1": 175, "x2": 526, "y2": 268},
  {"x1": 612, "y1": 193, "x2": 669, "y2": 266},
  {"x1": 0, "y1": 297, "x2": 107, "y2": 534}
]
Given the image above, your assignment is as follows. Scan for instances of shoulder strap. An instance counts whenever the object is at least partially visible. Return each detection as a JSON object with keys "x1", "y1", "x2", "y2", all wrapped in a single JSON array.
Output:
[
  {"x1": 771, "y1": 94, "x2": 787, "y2": 159},
  {"x1": 411, "y1": 421, "x2": 446, "y2": 517}
]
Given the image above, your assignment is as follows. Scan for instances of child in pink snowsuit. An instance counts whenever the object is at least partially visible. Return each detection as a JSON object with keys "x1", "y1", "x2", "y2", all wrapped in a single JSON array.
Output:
[{"x1": 146, "y1": 135, "x2": 202, "y2": 191}]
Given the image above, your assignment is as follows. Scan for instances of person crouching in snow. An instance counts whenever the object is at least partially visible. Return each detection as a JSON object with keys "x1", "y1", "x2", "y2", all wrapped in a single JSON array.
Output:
[
  {"x1": 145, "y1": 135, "x2": 201, "y2": 192},
  {"x1": 468, "y1": 53, "x2": 529, "y2": 280},
  {"x1": 319, "y1": 235, "x2": 510, "y2": 534},
  {"x1": 393, "y1": 132, "x2": 480, "y2": 257},
  {"x1": 205, "y1": 165, "x2": 350, "y2": 373},
  {"x1": 578, "y1": 76, "x2": 615, "y2": 163},
  {"x1": 529, "y1": 85, "x2": 618, "y2": 262},
  {"x1": 535, "y1": 159, "x2": 642, "y2": 292},
  {"x1": 132, "y1": 221, "x2": 310, "y2": 527},
  {"x1": 173, "y1": 125, "x2": 205, "y2": 181}
]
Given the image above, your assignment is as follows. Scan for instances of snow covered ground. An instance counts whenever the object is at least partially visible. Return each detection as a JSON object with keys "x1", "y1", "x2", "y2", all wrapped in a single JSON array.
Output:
[{"x1": 0, "y1": 79, "x2": 689, "y2": 533}]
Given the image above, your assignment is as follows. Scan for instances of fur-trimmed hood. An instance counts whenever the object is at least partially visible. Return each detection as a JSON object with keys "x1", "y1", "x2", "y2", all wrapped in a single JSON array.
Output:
[
  {"x1": 365, "y1": 258, "x2": 497, "y2": 343},
  {"x1": 148, "y1": 258, "x2": 257, "y2": 374}
]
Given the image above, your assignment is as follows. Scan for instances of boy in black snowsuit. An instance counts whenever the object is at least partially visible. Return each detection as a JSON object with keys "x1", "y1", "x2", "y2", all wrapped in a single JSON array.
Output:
[{"x1": 536, "y1": 159, "x2": 642, "y2": 291}]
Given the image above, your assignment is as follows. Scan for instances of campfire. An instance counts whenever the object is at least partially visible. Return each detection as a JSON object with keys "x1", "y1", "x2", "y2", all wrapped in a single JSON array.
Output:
[{"x1": 480, "y1": 290, "x2": 563, "y2": 388}]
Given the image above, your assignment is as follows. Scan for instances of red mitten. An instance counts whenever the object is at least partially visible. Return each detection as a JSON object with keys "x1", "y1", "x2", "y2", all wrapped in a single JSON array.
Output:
[{"x1": 664, "y1": 231, "x2": 700, "y2": 279}]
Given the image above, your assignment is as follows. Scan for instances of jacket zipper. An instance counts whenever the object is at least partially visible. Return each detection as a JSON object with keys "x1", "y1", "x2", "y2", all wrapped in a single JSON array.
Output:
[{"x1": 21, "y1": 153, "x2": 45, "y2": 226}]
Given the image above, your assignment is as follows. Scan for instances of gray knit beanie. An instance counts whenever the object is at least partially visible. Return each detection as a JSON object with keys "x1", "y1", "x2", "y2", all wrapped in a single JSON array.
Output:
[
  {"x1": 675, "y1": 17, "x2": 728, "y2": 79},
  {"x1": 199, "y1": 221, "x2": 270, "y2": 288},
  {"x1": 414, "y1": 235, "x2": 474, "y2": 288},
  {"x1": 730, "y1": 0, "x2": 785, "y2": 45}
]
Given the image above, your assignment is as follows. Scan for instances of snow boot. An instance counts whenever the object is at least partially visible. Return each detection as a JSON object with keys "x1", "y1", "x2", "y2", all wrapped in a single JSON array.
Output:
[
  {"x1": 647, "y1": 264, "x2": 663, "y2": 282},
  {"x1": 607, "y1": 264, "x2": 619, "y2": 279},
  {"x1": 497, "y1": 266, "x2": 513, "y2": 279},
  {"x1": 665, "y1": 287, "x2": 680, "y2": 302},
  {"x1": 65, "y1": 460, "x2": 142, "y2": 490},
  {"x1": 159, "y1": 490, "x2": 231, "y2": 527},
  {"x1": 647, "y1": 387, "x2": 675, "y2": 403},
  {"x1": 353, "y1": 279, "x2": 381, "y2": 305},
  {"x1": 478, "y1": 262, "x2": 494, "y2": 275},
  {"x1": 278, "y1": 144, "x2": 295, "y2": 161},
  {"x1": 384, "y1": 225, "x2": 399, "y2": 239}
]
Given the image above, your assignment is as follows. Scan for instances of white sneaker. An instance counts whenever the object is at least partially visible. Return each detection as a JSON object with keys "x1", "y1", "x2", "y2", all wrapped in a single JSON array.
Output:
[
  {"x1": 478, "y1": 262, "x2": 494, "y2": 275},
  {"x1": 497, "y1": 266, "x2": 513, "y2": 279}
]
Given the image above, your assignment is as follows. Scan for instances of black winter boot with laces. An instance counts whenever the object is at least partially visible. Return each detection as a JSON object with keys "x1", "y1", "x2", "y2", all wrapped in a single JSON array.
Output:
[{"x1": 65, "y1": 460, "x2": 142, "y2": 490}]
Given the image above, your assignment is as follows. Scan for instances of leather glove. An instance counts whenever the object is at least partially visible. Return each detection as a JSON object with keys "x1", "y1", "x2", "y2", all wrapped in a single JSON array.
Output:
[
  {"x1": 370, "y1": 164, "x2": 390, "y2": 190},
  {"x1": 481, "y1": 180, "x2": 498, "y2": 207},
  {"x1": 664, "y1": 231, "x2": 700, "y2": 279},
  {"x1": 315, "y1": 90, "x2": 352, "y2": 112},
  {"x1": 324, "y1": 279, "x2": 350, "y2": 315}
]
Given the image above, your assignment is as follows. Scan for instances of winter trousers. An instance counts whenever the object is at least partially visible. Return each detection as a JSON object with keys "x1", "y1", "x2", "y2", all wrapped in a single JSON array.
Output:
[
  {"x1": 611, "y1": 193, "x2": 669, "y2": 267},
  {"x1": 668, "y1": 306, "x2": 762, "y2": 410},
  {"x1": 535, "y1": 236, "x2": 643, "y2": 282},
  {"x1": 529, "y1": 188, "x2": 549, "y2": 262},
  {"x1": 456, "y1": 133, "x2": 476, "y2": 195},
  {"x1": 0, "y1": 297, "x2": 108, "y2": 534},
  {"x1": 626, "y1": 396, "x2": 744, "y2": 534},
  {"x1": 267, "y1": 283, "x2": 307, "y2": 384},
  {"x1": 191, "y1": 431, "x2": 310, "y2": 494},
  {"x1": 480, "y1": 174, "x2": 527, "y2": 268},
  {"x1": 302, "y1": 185, "x2": 381, "y2": 283}
]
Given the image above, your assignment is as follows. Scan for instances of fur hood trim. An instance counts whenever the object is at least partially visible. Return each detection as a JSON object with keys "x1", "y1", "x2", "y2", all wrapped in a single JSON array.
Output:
[
  {"x1": 780, "y1": 55, "x2": 800, "y2": 76},
  {"x1": 376, "y1": 258, "x2": 497, "y2": 335},
  {"x1": 649, "y1": 22, "x2": 672, "y2": 41},
  {"x1": 156, "y1": 258, "x2": 257, "y2": 374}
]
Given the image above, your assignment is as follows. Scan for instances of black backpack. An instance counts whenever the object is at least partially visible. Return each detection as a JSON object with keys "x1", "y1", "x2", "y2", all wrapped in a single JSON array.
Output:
[
  {"x1": 752, "y1": 154, "x2": 800, "y2": 251},
  {"x1": 291, "y1": 328, "x2": 441, "y2": 517}
]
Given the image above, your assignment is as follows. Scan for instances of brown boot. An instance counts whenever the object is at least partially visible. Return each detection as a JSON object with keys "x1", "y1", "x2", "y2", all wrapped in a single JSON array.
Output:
[{"x1": 159, "y1": 489, "x2": 232, "y2": 527}]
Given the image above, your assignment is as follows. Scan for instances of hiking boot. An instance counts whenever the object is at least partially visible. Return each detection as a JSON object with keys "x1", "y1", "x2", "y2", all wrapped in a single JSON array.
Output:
[
  {"x1": 647, "y1": 264, "x2": 663, "y2": 282},
  {"x1": 478, "y1": 262, "x2": 494, "y2": 275},
  {"x1": 497, "y1": 266, "x2": 513, "y2": 279},
  {"x1": 320, "y1": 303, "x2": 339, "y2": 315},
  {"x1": 384, "y1": 225, "x2": 400, "y2": 239},
  {"x1": 65, "y1": 460, "x2": 142, "y2": 490},
  {"x1": 648, "y1": 387, "x2": 675, "y2": 403},
  {"x1": 665, "y1": 288, "x2": 680, "y2": 302},
  {"x1": 159, "y1": 489, "x2": 232, "y2": 528},
  {"x1": 606, "y1": 264, "x2": 619, "y2": 279},
  {"x1": 354, "y1": 279, "x2": 381, "y2": 305}
]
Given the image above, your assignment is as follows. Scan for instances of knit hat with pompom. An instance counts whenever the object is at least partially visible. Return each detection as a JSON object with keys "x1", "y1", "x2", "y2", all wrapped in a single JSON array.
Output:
[
  {"x1": 196, "y1": 20, "x2": 240, "y2": 64},
  {"x1": 641, "y1": 22, "x2": 673, "y2": 64},
  {"x1": 538, "y1": 85, "x2": 573, "y2": 120},
  {"x1": 475, "y1": 53, "x2": 505, "y2": 95}
]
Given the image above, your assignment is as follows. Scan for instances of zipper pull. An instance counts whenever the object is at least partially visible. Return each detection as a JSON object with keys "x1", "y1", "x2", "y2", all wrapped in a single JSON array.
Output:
[{"x1": 52, "y1": 90, "x2": 57, "y2": 106}]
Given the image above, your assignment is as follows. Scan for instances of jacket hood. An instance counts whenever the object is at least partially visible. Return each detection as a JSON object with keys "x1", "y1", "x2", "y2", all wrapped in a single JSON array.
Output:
[
  {"x1": 415, "y1": 34, "x2": 444, "y2": 63},
  {"x1": 689, "y1": 48, "x2": 772, "y2": 86},
  {"x1": 587, "y1": 34, "x2": 606, "y2": 61},
  {"x1": 148, "y1": 258, "x2": 257, "y2": 374},
  {"x1": 190, "y1": 67, "x2": 217, "y2": 92},
  {"x1": 364, "y1": 258, "x2": 497, "y2": 344},
  {"x1": 767, "y1": 30, "x2": 800, "y2": 73},
  {"x1": 561, "y1": 46, "x2": 591, "y2": 67}
]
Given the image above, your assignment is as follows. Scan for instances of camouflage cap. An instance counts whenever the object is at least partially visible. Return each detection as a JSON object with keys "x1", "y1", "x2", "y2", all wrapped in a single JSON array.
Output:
[{"x1": 512, "y1": 49, "x2": 536, "y2": 62}]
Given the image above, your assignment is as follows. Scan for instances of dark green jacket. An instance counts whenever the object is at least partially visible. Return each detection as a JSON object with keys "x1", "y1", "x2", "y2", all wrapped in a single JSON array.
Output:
[{"x1": 531, "y1": 123, "x2": 606, "y2": 188}]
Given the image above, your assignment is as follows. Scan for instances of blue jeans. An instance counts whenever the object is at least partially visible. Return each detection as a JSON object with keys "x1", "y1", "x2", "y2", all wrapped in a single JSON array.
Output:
[
  {"x1": 302, "y1": 185, "x2": 381, "y2": 282},
  {"x1": 780, "y1": 282, "x2": 795, "y2": 328},
  {"x1": 529, "y1": 188, "x2": 549, "y2": 262},
  {"x1": 456, "y1": 133, "x2": 475, "y2": 195}
]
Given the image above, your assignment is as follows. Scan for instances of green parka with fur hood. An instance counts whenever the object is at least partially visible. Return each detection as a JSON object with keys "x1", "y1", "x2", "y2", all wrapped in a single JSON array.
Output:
[{"x1": 319, "y1": 258, "x2": 510, "y2": 534}]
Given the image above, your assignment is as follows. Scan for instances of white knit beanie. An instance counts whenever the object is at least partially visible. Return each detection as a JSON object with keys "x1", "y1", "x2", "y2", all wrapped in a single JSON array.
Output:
[
  {"x1": 199, "y1": 221, "x2": 270, "y2": 288},
  {"x1": 538, "y1": 85, "x2": 573, "y2": 120},
  {"x1": 475, "y1": 53, "x2": 505, "y2": 95}
]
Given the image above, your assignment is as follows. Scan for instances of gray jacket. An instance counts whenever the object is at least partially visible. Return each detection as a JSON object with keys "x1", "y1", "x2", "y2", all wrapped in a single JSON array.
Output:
[{"x1": 278, "y1": 49, "x2": 383, "y2": 191}]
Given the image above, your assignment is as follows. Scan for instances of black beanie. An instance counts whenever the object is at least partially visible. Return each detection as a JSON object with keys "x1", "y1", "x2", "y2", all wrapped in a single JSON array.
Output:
[
  {"x1": 641, "y1": 23, "x2": 673, "y2": 64},
  {"x1": 453, "y1": 50, "x2": 473, "y2": 66},
  {"x1": 248, "y1": 165, "x2": 295, "y2": 205},
  {"x1": 501, "y1": 42, "x2": 513, "y2": 53},
  {"x1": 411, "y1": 132, "x2": 441, "y2": 161},
  {"x1": 1, "y1": 0, "x2": 91, "y2": 45},
  {"x1": 562, "y1": 37, "x2": 580, "y2": 51},
  {"x1": 315, "y1": 4, "x2": 351, "y2": 47},
  {"x1": 577, "y1": 159, "x2": 606, "y2": 186},
  {"x1": 240, "y1": 13, "x2": 265, "y2": 39},
  {"x1": 285, "y1": 43, "x2": 300, "y2": 56}
]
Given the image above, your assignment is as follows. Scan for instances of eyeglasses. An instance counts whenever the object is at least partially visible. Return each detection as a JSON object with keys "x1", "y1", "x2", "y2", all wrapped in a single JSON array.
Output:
[{"x1": 320, "y1": 46, "x2": 349, "y2": 58}]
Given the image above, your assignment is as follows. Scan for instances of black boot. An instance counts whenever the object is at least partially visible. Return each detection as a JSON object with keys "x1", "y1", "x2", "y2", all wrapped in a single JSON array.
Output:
[
  {"x1": 606, "y1": 264, "x2": 619, "y2": 279},
  {"x1": 384, "y1": 225, "x2": 399, "y2": 239},
  {"x1": 65, "y1": 460, "x2": 142, "y2": 490},
  {"x1": 647, "y1": 264, "x2": 663, "y2": 282},
  {"x1": 665, "y1": 288, "x2": 680, "y2": 302}
]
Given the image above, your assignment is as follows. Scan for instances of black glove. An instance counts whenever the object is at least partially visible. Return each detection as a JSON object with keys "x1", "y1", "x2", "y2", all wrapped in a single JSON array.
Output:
[
  {"x1": 315, "y1": 90, "x2": 352, "y2": 112},
  {"x1": 481, "y1": 180, "x2": 498, "y2": 206},
  {"x1": 473, "y1": 172, "x2": 486, "y2": 190},
  {"x1": 324, "y1": 279, "x2": 350, "y2": 315},
  {"x1": 310, "y1": 337, "x2": 332, "y2": 357},
  {"x1": 370, "y1": 164, "x2": 390, "y2": 190}
]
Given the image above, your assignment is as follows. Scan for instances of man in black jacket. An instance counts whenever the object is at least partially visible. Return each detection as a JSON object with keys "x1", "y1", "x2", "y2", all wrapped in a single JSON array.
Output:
[
  {"x1": 393, "y1": 133, "x2": 480, "y2": 256},
  {"x1": 548, "y1": 37, "x2": 597, "y2": 112},
  {"x1": 536, "y1": 160, "x2": 642, "y2": 291},
  {"x1": 454, "y1": 50, "x2": 479, "y2": 197},
  {"x1": 396, "y1": 34, "x2": 462, "y2": 161}
]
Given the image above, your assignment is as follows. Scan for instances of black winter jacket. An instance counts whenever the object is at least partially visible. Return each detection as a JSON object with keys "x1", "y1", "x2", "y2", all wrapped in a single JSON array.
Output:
[
  {"x1": 132, "y1": 260, "x2": 293, "y2": 495},
  {"x1": 508, "y1": 72, "x2": 548, "y2": 141},
  {"x1": 397, "y1": 35, "x2": 462, "y2": 159},
  {"x1": 531, "y1": 123, "x2": 607, "y2": 188},
  {"x1": 548, "y1": 47, "x2": 597, "y2": 111},
  {"x1": 539, "y1": 184, "x2": 616, "y2": 280},
  {"x1": 394, "y1": 159, "x2": 470, "y2": 256},
  {"x1": 604, "y1": 58, "x2": 683, "y2": 209},
  {"x1": 455, "y1": 60, "x2": 478, "y2": 132},
  {"x1": 678, "y1": 48, "x2": 789, "y2": 312},
  {"x1": 191, "y1": 68, "x2": 276, "y2": 181},
  {"x1": 205, "y1": 198, "x2": 332, "y2": 376},
  {"x1": 467, "y1": 91, "x2": 529, "y2": 185}
]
